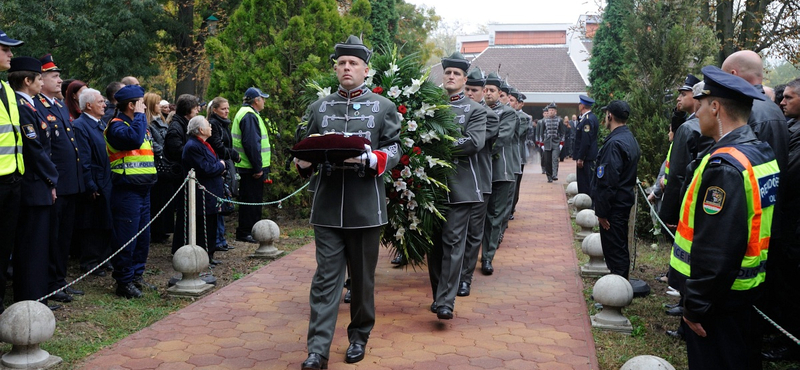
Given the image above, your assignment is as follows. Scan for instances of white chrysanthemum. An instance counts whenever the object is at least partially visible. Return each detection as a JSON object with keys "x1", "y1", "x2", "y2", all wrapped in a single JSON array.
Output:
[
  {"x1": 388, "y1": 86, "x2": 401, "y2": 98},
  {"x1": 401, "y1": 167, "x2": 412, "y2": 178},
  {"x1": 316, "y1": 87, "x2": 331, "y2": 99},
  {"x1": 407, "y1": 120, "x2": 418, "y2": 131},
  {"x1": 403, "y1": 137, "x2": 415, "y2": 147}
]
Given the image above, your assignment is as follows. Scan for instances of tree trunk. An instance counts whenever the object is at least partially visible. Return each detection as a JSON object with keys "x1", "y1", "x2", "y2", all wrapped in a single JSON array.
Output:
[
  {"x1": 175, "y1": 0, "x2": 196, "y2": 98},
  {"x1": 716, "y1": 0, "x2": 736, "y2": 64}
]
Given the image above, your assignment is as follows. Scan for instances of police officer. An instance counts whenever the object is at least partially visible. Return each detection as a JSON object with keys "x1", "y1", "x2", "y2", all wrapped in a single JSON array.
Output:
[
  {"x1": 459, "y1": 68, "x2": 500, "y2": 297},
  {"x1": 105, "y1": 85, "x2": 157, "y2": 299},
  {"x1": 574, "y1": 95, "x2": 599, "y2": 194},
  {"x1": 591, "y1": 100, "x2": 640, "y2": 279},
  {"x1": 481, "y1": 72, "x2": 517, "y2": 275},
  {"x1": 33, "y1": 54, "x2": 85, "y2": 303},
  {"x1": 675, "y1": 66, "x2": 777, "y2": 370},
  {"x1": 428, "y1": 52, "x2": 486, "y2": 320},
  {"x1": 295, "y1": 35, "x2": 400, "y2": 369},
  {"x1": 232, "y1": 87, "x2": 271, "y2": 244},
  {"x1": 0, "y1": 29, "x2": 25, "y2": 313},
  {"x1": 8, "y1": 56, "x2": 59, "y2": 309}
]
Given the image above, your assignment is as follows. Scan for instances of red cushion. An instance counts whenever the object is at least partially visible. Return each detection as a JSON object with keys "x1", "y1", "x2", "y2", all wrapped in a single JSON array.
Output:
[{"x1": 290, "y1": 133, "x2": 371, "y2": 164}]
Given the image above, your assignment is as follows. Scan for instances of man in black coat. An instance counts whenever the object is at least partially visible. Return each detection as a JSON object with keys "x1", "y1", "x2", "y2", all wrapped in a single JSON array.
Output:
[
  {"x1": 165, "y1": 94, "x2": 200, "y2": 254},
  {"x1": 574, "y1": 95, "x2": 599, "y2": 194},
  {"x1": 591, "y1": 100, "x2": 640, "y2": 279},
  {"x1": 33, "y1": 54, "x2": 84, "y2": 303}
]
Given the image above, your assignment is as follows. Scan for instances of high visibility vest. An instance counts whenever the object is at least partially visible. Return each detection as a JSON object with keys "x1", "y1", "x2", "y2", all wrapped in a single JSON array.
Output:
[
  {"x1": 105, "y1": 117, "x2": 157, "y2": 186},
  {"x1": 664, "y1": 142, "x2": 672, "y2": 186},
  {"x1": 0, "y1": 82, "x2": 24, "y2": 176},
  {"x1": 670, "y1": 144, "x2": 777, "y2": 291},
  {"x1": 232, "y1": 106, "x2": 271, "y2": 169}
]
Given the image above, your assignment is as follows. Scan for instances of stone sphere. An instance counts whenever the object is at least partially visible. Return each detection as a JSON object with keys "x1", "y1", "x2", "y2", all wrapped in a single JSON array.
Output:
[
  {"x1": 252, "y1": 219, "x2": 280, "y2": 244},
  {"x1": 581, "y1": 233, "x2": 603, "y2": 256},
  {"x1": 576, "y1": 209, "x2": 598, "y2": 228},
  {"x1": 566, "y1": 182, "x2": 578, "y2": 197},
  {"x1": 566, "y1": 173, "x2": 577, "y2": 183},
  {"x1": 620, "y1": 355, "x2": 676, "y2": 370},
  {"x1": 173, "y1": 244, "x2": 209, "y2": 272},
  {"x1": 0, "y1": 301, "x2": 56, "y2": 345},
  {"x1": 574, "y1": 193, "x2": 592, "y2": 210},
  {"x1": 593, "y1": 274, "x2": 633, "y2": 308}
]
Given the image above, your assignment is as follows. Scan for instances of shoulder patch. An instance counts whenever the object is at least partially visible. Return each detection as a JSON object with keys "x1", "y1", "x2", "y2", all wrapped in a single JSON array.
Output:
[
  {"x1": 596, "y1": 164, "x2": 605, "y2": 178},
  {"x1": 40, "y1": 121, "x2": 47, "y2": 130},
  {"x1": 703, "y1": 186, "x2": 726, "y2": 215},
  {"x1": 584, "y1": 124, "x2": 591, "y2": 132},
  {"x1": 22, "y1": 124, "x2": 36, "y2": 139}
]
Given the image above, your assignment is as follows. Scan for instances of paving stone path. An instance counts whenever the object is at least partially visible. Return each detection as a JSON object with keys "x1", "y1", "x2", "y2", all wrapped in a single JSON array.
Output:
[{"x1": 80, "y1": 160, "x2": 599, "y2": 370}]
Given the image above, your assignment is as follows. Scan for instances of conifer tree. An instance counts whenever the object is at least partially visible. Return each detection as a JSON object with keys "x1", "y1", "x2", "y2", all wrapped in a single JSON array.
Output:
[{"x1": 588, "y1": 0, "x2": 631, "y2": 105}]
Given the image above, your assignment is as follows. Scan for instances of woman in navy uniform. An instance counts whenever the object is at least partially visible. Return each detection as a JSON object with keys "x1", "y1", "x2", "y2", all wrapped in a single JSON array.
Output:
[{"x1": 8, "y1": 56, "x2": 59, "y2": 308}]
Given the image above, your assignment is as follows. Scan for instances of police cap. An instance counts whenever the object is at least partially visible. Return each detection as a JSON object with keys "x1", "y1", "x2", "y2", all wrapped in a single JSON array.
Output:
[
  {"x1": 601, "y1": 100, "x2": 630, "y2": 121},
  {"x1": 9, "y1": 57, "x2": 42, "y2": 73},
  {"x1": 244, "y1": 87, "x2": 269, "y2": 99},
  {"x1": 678, "y1": 74, "x2": 701, "y2": 92},
  {"x1": 39, "y1": 53, "x2": 60, "y2": 73},
  {"x1": 579, "y1": 95, "x2": 594, "y2": 107},
  {"x1": 0, "y1": 29, "x2": 23, "y2": 47},
  {"x1": 114, "y1": 85, "x2": 145, "y2": 102},
  {"x1": 693, "y1": 65, "x2": 765, "y2": 104}
]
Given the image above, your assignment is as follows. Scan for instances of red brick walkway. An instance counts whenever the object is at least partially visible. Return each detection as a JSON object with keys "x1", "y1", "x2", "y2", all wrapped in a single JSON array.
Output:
[{"x1": 80, "y1": 159, "x2": 598, "y2": 370}]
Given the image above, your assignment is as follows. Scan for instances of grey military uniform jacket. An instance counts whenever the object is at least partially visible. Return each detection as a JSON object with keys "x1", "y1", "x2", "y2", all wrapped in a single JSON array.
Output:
[
  {"x1": 542, "y1": 116, "x2": 565, "y2": 151},
  {"x1": 446, "y1": 92, "x2": 487, "y2": 204},
  {"x1": 516, "y1": 110, "x2": 532, "y2": 165},
  {"x1": 301, "y1": 84, "x2": 401, "y2": 228},
  {"x1": 508, "y1": 105, "x2": 522, "y2": 175},
  {"x1": 489, "y1": 102, "x2": 517, "y2": 182},
  {"x1": 478, "y1": 102, "x2": 500, "y2": 194}
]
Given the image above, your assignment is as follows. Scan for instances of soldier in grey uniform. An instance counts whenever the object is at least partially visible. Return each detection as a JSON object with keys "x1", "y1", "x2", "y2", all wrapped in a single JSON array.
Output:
[
  {"x1": 537, "y1": 107, "x2": 548, "y2": 173},
  {"x1": 481, "y1": 72, "x2": 517, "y2": 275},
  {"x1": 459, "y1": 68, "x2": 499, "y2": 297},
  {"x1": 510, "y1": 89, "x2": 532, "y2": 218},
  {"x1": 501, "y1": 85, "x2": 522, "y2": 232},
  {"x1": 541, "y1": 102, "x2": 565, "y2": 182},
  {"x1": 429, "y1": 52, "x2": 486, "y2": 320},
  {"x1": 294, "y1": 35, "x2": 401, "y2": 370}
]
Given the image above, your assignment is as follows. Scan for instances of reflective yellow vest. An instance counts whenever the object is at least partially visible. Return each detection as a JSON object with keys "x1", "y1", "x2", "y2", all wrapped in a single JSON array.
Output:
[
  {"x1": 0, "y1": 81, "x2": 24, "y2": 176},
  {"x1": 670, "y1": 145, "x2": 777, "y2": 291},
  {"x1": 105, "y1": 117, "x2": 157, "y2": 186},
  {"x1": 232, "y1": 106, "x2": 271, "y2": 169},
  {"x1": 664, "y1": 142, "x2": 672, "y2": 186}
]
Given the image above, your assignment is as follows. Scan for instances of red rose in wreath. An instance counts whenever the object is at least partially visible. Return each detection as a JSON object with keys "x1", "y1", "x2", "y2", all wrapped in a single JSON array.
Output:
[
  {"x1": 400, "y1": 155, "x2": 410, "y2": 166},
  {"x1": 398, "y1": 105, "x2": 408, "y2": 114},
  {"x1": 412, "y1": 146, "x2": 422, "y2": 155},
  {"x1": 391, "y1": 169, "x2": 401, "y2": 179},
  {"x1": 372, "y1": 86, "x2": 384, "y2": 94}
]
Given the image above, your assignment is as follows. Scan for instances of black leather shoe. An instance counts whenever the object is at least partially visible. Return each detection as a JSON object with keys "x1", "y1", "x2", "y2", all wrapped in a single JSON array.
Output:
[
  {"x1": 116, "y1": 282, "x2": 143, "y2": 299},
  {"x1": 301, "y1": 353, "x2": 328, "y2": 369},
  {"x1": 481, "y1": 260, "x2": 494, "y2": 275},
  {"x1": 65, "y1": 286, "x2": 84, "y2": 295},
  {"x1": 236, "y1": 235, "x2": 258, "y2": 244},
  {"x1": 430, "y1": 302, "x2": 437, "y2": 313},
  {"x1": 345, "y1": 343, "x2": 366, "y2": 363},
  {"x1": 50, "y1": 291, "x2": 73, "y2": 303},
  {"x1": 343, "y1": 289, "x2": 351, "y2": 303},
  {"x1": 91, "y1": 269, "x2": 107, "y2": 277},
  {"x1": 133, "y1": 276, "x2": 157, "y2": 291},
  {"x1": 663, "y1": 303, "x2": 679, "y2": 309},
  {"x1": 457, "y1": 281, "x2": 470, "y2": 297},
  {"x1": 665, "y1": 330, "x2": 683, "y2": 339},
  {"x1": 390, "y1": 254, "x2": 406, "y2": 265},
  {"x1": 437, "y1": 306, "x2": 454, "y2": 320},
  {"x1": 209, "y1": 259, "x2": 222, "y2": 266},
  {"x1": 48, "y1": 303, "x2": 62, "y2": 311},
  {"x1": 762, "y1": 345, "x2": 800, "y2": 362},
  {"x1": 216, "y1": 245, "x2": 231, "y2": 252},
  {"x1": 552, "y1": 177, "x2": 558, "y2": 181},
  {"x1": 665, "y1": 306, "x2": 683, "y2": 316},
  {"x1": 509, "y1": 214, "x2": 515, "y2": 220}
]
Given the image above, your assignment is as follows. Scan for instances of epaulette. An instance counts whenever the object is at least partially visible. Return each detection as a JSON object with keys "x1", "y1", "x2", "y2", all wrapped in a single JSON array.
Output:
[{"x1": 38, "y1": 95, "x2": 51, "y2": 108}]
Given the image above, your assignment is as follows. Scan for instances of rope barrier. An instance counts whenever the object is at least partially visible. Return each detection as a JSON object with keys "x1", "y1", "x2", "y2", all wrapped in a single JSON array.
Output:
[
  {"x1": 634, "y1": 178, "x2": 799, "y2": 346},
  {"x1": 35, "y1": 172, "x2": 310, "y2": 302}
]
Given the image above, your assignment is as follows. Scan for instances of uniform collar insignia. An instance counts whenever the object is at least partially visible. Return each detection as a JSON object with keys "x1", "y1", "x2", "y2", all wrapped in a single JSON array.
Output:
[
  {"x1": 38, "y1": 95, "x2": 51, "y2": 108},
  {"x1": 337, "y1": 84, "x2": 369, "y2": 99},
  {"x1": 449, "y1": 92, "x2": 465, "y2": 102}
]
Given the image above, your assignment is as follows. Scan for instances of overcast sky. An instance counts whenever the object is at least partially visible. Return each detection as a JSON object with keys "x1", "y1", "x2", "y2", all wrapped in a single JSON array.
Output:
[{"x1": 406, "y1": 0, "x2": 605, "y2": 33}]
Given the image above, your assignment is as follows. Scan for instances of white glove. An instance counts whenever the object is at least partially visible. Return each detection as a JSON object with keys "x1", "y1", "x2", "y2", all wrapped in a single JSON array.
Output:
[
  {"x1": 294, "y1": 157, "x2": 312, "y2": 169},
  {"x1": 344, "y1": 144, "x2": 378, "y2": 169}
]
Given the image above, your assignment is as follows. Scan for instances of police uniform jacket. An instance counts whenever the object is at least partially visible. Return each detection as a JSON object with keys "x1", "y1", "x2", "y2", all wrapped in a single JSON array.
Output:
[
  {"x1": 182, "y1": 136, "x2": 225, "y2": 215},
  {"x1": 16, "y1": 93, "x2": 57, "y2": 206},
  {"x1": 446, "y1": 92, "x2": 486, "y2": 204},
  {"x1": 783, "y1": 118, "x2": 800, "y2": 260},
  {"x1": 659, "y1": 116, "x2": 715, "y2": 225},
  {"x1": 542, "y1": 116, "x2": 565, "y2": 151},
  {"x1": 749, "y1": 85, "x2": 788, "y2": 173},
  {"x1": 489, "y1": 102, "x2": 517, "y2": 182},
  {"x1": 477, "y1": 104, "x2": 500, "y2": 194},
  {"x1": 34, "y1": 94, "x2": 83, "y2": 195},
  {"x1": 682, "y1": 125, "x2": 773, "y2": 323},
  {"x1": 72, "y1": 113, "x2": 113, "y2": 229},
  {"x1": 300, "y1": 84, "x2": 401, "y2": 228},
  {"x1": 592, "y1": 125, "x2": 640, "y2": 219},
  {"x1": 574, "y1": 110, "x2": 599, "y2": 162}
]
